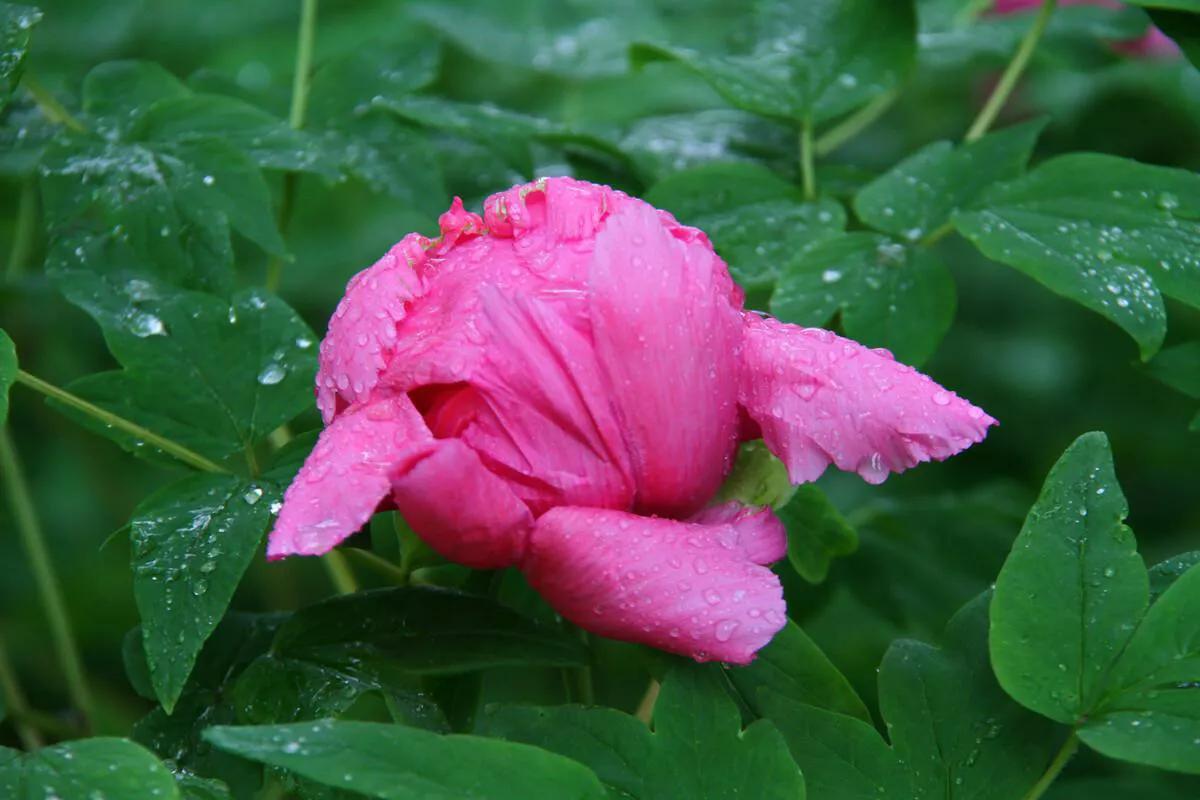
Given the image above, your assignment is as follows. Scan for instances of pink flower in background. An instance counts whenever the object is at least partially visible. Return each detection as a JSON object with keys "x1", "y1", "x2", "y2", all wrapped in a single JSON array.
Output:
[
  {"x1": 992, "y1": 0, "x2": 1179, "y2": 58},
  {"x1": 268, "y1": 177, "x2": 995, "y2": 664}
]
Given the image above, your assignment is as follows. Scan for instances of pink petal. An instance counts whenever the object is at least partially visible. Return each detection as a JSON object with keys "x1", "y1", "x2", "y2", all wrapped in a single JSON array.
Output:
[
  {"x1": 391, "y1": 436, "x2": 533, "y2": 569},
  {"x1": 268, "y1": 396, "x2": 432, "y2": 559},
  {"x1": 521, "y1": 507, "x2": 787, "y2": 665},
  {"x1": 588, "y1": 199, "x2": 743, "y2": 518},
  {"x1": 316, "y1": 234, "x2": 427, "y2": 423},
  {"x1": 688, "y1": 501, "x2": 788, "y2": 564},
  {"x1": 738, "y1": 314, "x2": 996, "y2": 485}
]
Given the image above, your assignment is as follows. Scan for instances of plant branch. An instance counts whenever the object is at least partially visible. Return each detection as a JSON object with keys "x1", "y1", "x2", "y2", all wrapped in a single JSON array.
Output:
[
  {"x1": 0, "y1": 634, "x2": 43, "y2": 749},
  {"x1": 634, "y1": 678, "x2": 660, "y2": 725},
  {"x1": 799, "y1": 121, "x2": 817, "y2": 200},
  {"x1": 23, "y1": 73, "x2": 86, "y2": 133},
  {"x1": 322, "y1": 550, "x2": 358, "y2": 594},
  {"x1": 815, "y1": 87, "x2": 900, "y2": 157},
  {"x1": 266, "y1": 0, "x2": 319, "y2": 293},
  {"x1": 965, "y1": 0, "x2": 1056, "y2": 142},
  {"x1": 6, "y1": 179, "x2": 37, "y2": 280},
  {"x1": 1021, "y1": 731, "x2": 1078, "y2": 800},
  {"x1": 0, "y1": 427, "x2": 96, "y2": 731},
  {"x1": 15, "y1": 370, "x2": 228, "y2": 474}
]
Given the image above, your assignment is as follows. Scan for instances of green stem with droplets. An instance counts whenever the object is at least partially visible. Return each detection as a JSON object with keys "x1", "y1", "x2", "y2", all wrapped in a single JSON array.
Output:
[
  {"x1": 265, "y1": 0, "x2": 319, "y2": 294},
  {"x1": 0, "y1": 427, "x2": 96, "y2": 731},
  {"x1": 15, "y1": 370, "x2": 227, "y2": 474},
  {"x1": 1021, "y1": 732, "x2": 1078, "y2": 800},
  {"x1": 964, "y1": 0, "x2": 1057, "y2": 143}
]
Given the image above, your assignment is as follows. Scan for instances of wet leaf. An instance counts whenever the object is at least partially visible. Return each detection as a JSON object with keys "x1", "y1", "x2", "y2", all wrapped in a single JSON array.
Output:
[
  {"x1": 480, "y1": 663, "x2": 805, "y2": 800},
  {"x1": 990, "y1": 432, "x2": 1149, "y2": 724},
  {"x1": 205, "y1": 719, "x2": 608, "y2": 800},
  {"x1": 955, "y1": 154, "x2": 1200, "y2": 359},
  {"x1": 0, "y1": 327, "x2": 15, "y2": 425},
  {"x1": 772, "y1": 233, "x2": 955, "y2": 365},
  {"x1": 778, "y1": 485, "x2": 858, "y2": 584},
  {"x1": 0, "y1": 738, "x2": 180, "y2": 800},
  {"x1": 0, "y1": 3, "x2": 40, "y2": 114}
]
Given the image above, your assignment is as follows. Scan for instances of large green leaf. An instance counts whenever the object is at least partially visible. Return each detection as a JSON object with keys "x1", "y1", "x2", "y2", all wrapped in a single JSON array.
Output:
[
  {"x1": 0, "y1": 327, "x2": 15, "y2": 425},
  {"x1": 879, "y1": 594, "x2": 1065, "y2": 799},
  {"x1": 0, "y1": 3, "x2": 40, "y2": 114},
  {"x1": 644, "y1": 162, "x2": 845, "y2": 291},
  {"x1": 410, "y1": 0, "x2": 663, "y2": 78},
  {"x1": 726, "y1": 620, "x2": 870, "y2": 722},
  {"x1": 205, "y1": 719, "x2": 608, "y2": 800},
  {"x1": 0, "y1": 739, "x2": 180, "y2": 800},
  {"x1": 990, "y1": 432, "x2": 1149, "y2": 724},
  {"x1": 955, "y1": 154, "x2": 1200, "y2": 359},
  {"x1": 270, "y1": 586, "x2": 589, "y2": 674},
  {"x1": 82, "y1": 60, "x2": 191, "y2": 136},
  {"x1": 633, "y1": 0, "x2": 916, "y2": 124},
  {"x1": 777, "y1": 485, "x2": 858, "y2": 584},
  {"x1": 481, "y1": 663, "x2": 805, "y2": 800},
  {"x1": 854, "y1": 119, "x2": 1045, "y2": 240},
  {"x1": 131, "y1": 472, "x2": 280, "y2": 712},
  {"x1": 55, "y1": 273, "x2": 317, "y2": 464},
  {"x1": 772, "y1": 232, "x2": 955, "y2": 364},
  {"x1": 1078, "y1": 563, "x2": 1200, "y2": 773}
]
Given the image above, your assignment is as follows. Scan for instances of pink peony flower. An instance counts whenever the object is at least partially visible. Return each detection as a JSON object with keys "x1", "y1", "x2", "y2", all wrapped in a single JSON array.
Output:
[
  {"x1": 268, "y1": 177, "x2": 996, "y2": 664},
  {"x1": 992, "y1": 0, "x2": 1179, "y2": 58}
]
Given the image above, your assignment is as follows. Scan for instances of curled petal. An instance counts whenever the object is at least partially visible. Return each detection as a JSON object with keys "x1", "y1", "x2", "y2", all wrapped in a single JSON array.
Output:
[
  {"x1": 688, "y1": 501, "x2": 788, "y2": 565},
  {"x1": 738, "y1": 314, "x2": 996, "y2": 485},
  {"x1": 316, "y1": 235, "x2": 427, "y2": 423},
  {"x1": 588, "y1": 200, "x2": 743, "y2": 518},
  {"x1": 521, "y1": 507, "x2": 787, "y2": 665},
  {"x1": 391, "y1": 437, "x2": 532, "y2": 569},
  {"x1": 268, "y1": 396, "x2": 432, "y2": 559}
]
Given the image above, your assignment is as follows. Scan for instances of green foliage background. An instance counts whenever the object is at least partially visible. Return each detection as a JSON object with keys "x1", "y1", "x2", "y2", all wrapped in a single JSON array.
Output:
[{"x1": 2, "y1": 0, "x2": 1200, "y2": 797}]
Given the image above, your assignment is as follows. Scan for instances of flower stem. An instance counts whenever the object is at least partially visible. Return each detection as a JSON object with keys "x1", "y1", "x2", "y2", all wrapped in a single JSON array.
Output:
[
  {"x1": 1021, "y1": 731, "x2": 1078, "y2": 800},
  {"x1": 964, "y1": 0, "x2": 1057, "y2": 142},
  {"x1": 322, "y1": 550, "x2": 358, "y2": 594},
  {"x1": 15, "y1": 370, "x2": 228, "y2": 474},
  {"x1": 815, "y1": 87, "x2": 900, "y2": 157},
  {"x1": 0, "y1": 634, "x2": 44, "y2": 749},
  {"x1": 799, "y1": 121, "x2": 817, "y2": 200},
  {"x1": 6, "y1": 179, "x2": 37, "y2": 281},
  {"x1": 0, "y1": 427, "x2": 96, "y2": 731},
  {"x1": 920, "y1": 220, "x2": 956, "y2": 248},
  {"x1": 265, "y1": 0, "x2": 319, "y2": 294},
  {"x1": 342, "y1": 547, "x2": 408, "y2": 584},
  {"x1": 634, "y1": 678, "x2": 660, "y2": 725},
  {"x1": 23, "y1": 73, "x2": 86, "y2": 133}
]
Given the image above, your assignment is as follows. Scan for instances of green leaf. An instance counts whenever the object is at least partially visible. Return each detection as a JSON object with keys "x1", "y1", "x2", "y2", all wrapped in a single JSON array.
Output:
[
  {"x1": 307, "y1": 33, "x2": 440, "y2": 120},
  {"x1": 1145, "y1": 341, "x2": 1200, "y2": 398},
  {"x1": 619, "y1": 110, "x2": 793, "y2": 184},
  {"x1": 778, "y1": 485, "x2": 858, "y2": 584},
  {"x1": 176, "y1": 773, "x2": 232, "y2": 800},
  {"x1": 319, "y1": 116, "x2": 448, "y2": 215},
  {"x1": 411, "y1": 0, "x2": 663, "y2": 78},
  {"x1": 1123, "y1": 0, "x2": 1200, "y2": 11},
  {"x1": 771, "y1": 233, "x2": 955, "y2": 364},
  {"x1": 480, "y1": 663, "x2": 805, "y2": 800},
  {"x1": 133, "y1": 93, "x2": 340, "y2": 178},
  {"x1": 55, "y1": 273, "x2": 317, "y2": 464},
  {"x1": 714, "y1": 440, "x2": 795, "y2": 509},
  {"x1": 644, "y1": 162, "x2": 845, "y2": 290},
  {"x1": 82, "y1": 60, "x2": 190, "y2": 136},
  {"x1": 1077, "y1": 563, "x2": 1200, "y2": 773},
  {"x1": 0, "y1": 327, "x2": 15, "y2": 425},
  {"x1": 132, "y1": 472, "x2": 280, "y2": 712},
  {"x1": 955, "y1": 154, "x2": 1200, "y2": 359},
  {"x1": 205, "y1": 719, "x2": 608, "y2": 800},
  {"x1": 633, "y1": 0, "x2": 915, "y2": 124},
  {"x1": 854, "y1": 119, "x2": 1045, "y2": 240},
  {"x1": 271, "y1": 586, "x2": 589, "y2": 674},
  {"x1": 0, "y1": 3, "x2": 40, "y2": 114},
  {"x1": 753, "y1": 691, "x2": 903, "y2": 800},
  {"x1": 727, "y1": 620, "x2": 870, "y2": 722},
  {"x1": 990, "y1": 432, "x2": 1149, "y2": 724},
  {"x1": 1150, "y1": 551, "x2": 1200, "y2": 600},
  {"x1": 879, "y1": 594, "x2": 1065, "y2": 799},
  {"x1": 0, "y1": 738, "x2": 180, "y2": 800}
]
